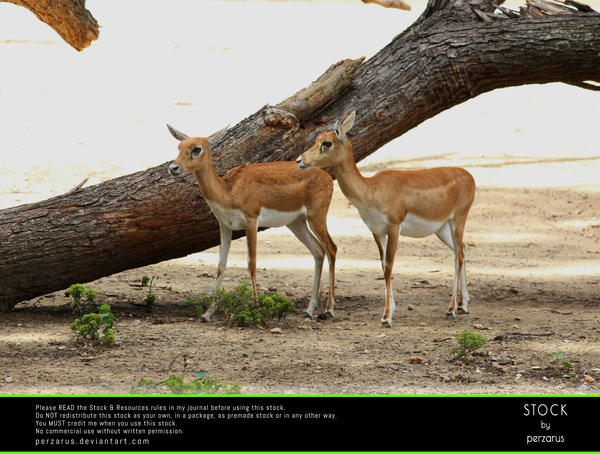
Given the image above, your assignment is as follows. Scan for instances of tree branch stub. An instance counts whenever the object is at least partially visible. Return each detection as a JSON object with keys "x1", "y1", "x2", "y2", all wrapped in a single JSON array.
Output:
[{"x1": 274, "y1": 57, "x2": 365, "y2": 125}]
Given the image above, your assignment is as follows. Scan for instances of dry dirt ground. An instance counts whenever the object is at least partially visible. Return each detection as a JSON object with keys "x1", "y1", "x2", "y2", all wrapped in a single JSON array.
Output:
[{"x1": 2, "y1": 163, "x2": 600, "y2": 395}]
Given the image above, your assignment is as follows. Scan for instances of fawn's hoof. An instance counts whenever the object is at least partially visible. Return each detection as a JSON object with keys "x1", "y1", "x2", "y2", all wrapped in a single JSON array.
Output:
[
  {"x1": 445, "y1": 311, "x2": 456, "y2": 320},
  {"x1": 457, "y1": 308, "x2": 469, "y2": 315},
  {"x1": 381, "y1": 319, "x2": 392, "y2": 328},
  {"x1": 318, "y1": 311, "x2": 334, "y2": 320}
]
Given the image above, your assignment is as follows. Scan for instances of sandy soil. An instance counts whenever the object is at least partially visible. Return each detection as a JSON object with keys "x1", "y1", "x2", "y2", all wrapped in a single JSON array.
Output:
[{"x1": 1, "y1": 0, "x2": 599, "y2": 395}]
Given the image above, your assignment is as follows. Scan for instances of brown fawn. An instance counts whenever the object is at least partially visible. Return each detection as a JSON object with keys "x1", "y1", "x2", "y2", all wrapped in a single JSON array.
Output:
[
  {"x1": 168, "y1": 124, "x2": 337, "y2": 322},
  {"x1": 297, "y1": 111, "x2": 476, "y2": 327}
]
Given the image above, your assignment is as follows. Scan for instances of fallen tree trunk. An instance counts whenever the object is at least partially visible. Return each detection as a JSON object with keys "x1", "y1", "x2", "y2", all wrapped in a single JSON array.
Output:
[{"x1": 1, "y1": 0, "x2": 599, "y2": 310}]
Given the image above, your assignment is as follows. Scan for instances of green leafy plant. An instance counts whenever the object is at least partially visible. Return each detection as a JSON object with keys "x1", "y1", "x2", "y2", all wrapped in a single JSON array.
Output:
[
  {"x1": 267, "y1": 293, "x2": 296, "y2": 320},
  {"x1": 450, "y1": 330, "x2": 486, "y2": 361},
  {"x1": 71, "y1": 304, "x2": 116, "y2": 346},
  {"x1": 177, "y1": 295, "x2": 211, "y2": 318},
  {"x1": 145, "y1": 292, "x2": 156, "y2": 308},
  {"x1": 66, "y1": 284, "x2": 98, "y2": 314},
  {"x1": 143, "y1": 276, "x2": 157, "y2": 308},
  {"x1": 217, "y1": 281, "x2": 294, "y2": 326},
  {"x1": 181, "y1": 283, "x2": 294, "y2": 325},
  {"x1": 130, "y1": 372, "x2": 241, "y2": 394},
  {"x1": 546, "y1": 352, "x2": 573, "y2": 373}
]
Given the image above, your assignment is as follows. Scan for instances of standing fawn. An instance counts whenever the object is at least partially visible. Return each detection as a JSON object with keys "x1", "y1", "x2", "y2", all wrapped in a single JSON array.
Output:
[
  {"x1": 297, "y1": 111, "x2": 476, "y2": 327},
  {"x1": 167, "y1": 124, "x2": 337, "y2": 322}
]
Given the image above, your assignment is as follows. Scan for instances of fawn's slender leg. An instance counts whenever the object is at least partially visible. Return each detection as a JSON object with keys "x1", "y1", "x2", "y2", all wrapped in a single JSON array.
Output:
[
  {"x1": 307, "y1": 215, "x2": 337, "y2": 317},
  {"x1": 287, "y1": 218, "x2": 325, "y2": 317},
  {"x1": 202, "y1": 224, "x2": 232, "y2": 322},
  {"x1": 245, "y1": 217, "x2": 259, "y2": 302},
  {"x1": 381, "y1": 224, "x2": 399, "y2": 327}
]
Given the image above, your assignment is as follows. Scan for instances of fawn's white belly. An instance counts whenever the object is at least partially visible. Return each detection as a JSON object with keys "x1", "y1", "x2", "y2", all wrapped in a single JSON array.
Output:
[
  {"x1": 258, "y1": 207, "x2": 306, "y2": 228},
  {"x1": 353, "y1": 204, "x2": 388, "y2": 237},
  {"x1": 400, "y1": 212, "x2": 447, "y2": 238},
  {"x1": 206, "y1": 201, "x2": 247, "y2": 230},
  {"x1": 347, "y1": 197, "x2": 388, "y2": 236},
  {"x1": 349, "y1": 197, "x2": 447, "y2": 238},
  {"x1": 206, "y1": 201, "x2": 305, "y2": 230}
]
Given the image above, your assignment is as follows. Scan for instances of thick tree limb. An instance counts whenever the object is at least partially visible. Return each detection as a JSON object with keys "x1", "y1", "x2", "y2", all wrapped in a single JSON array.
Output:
[
  {"x1": 1, "y1": 0, "x2": 599, "y2": 310},
  {"x1": 2, "y1": 0, "x2": 98, "y2": 51}
]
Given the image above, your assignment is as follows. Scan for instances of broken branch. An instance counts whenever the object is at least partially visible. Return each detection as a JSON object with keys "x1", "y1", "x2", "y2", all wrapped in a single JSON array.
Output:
[{"x1": 275, "y1": 57, "x2": 365, "y2": 123}]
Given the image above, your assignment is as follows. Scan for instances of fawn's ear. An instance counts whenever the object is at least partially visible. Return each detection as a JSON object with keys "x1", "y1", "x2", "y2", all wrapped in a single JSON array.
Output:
[
  {"x1": 207, "y1": 125, "x2": 229, "y2": 148},
  {"x1": 167, "y1": 124, "x2": 189, "y2": 142},
  {"x1": 334, "y1": 111, "x2": 356, "y2": 142},
  {"x1": 334, "y1": 119, "x2": 344, "y2": 143},
  {"x1": 341, "y1": 111, "x2": 356, "y2": 136}
]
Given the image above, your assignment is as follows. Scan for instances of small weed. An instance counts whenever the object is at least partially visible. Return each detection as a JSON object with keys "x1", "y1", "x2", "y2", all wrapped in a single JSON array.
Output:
[
  {"x1": 145, "y1": 292, "x2": 156, "y2": 308},
  {"x1": 450, "y1": 330, "x2": 486, "y2": 362},
  {"x1": 130, "y1": 372, "x2": 241, "y2": 394},
  {"x1": 71, "y1": 304, "x2": 116, "y2": 346},
  {"x1": 142, "y1": 276, "x2": 157, "y2": 309},
  {"x1": 217, "y1": 282, "x2": 294, "y2": 327},
  {"x1": 66, "y1": 284, "x2": 98, "y2": 314},
  {"x1": 546, "y1": 352, "x2": 574, "y2": 374},
  {"x1": 179, "y1": 295, "x2": 211, "y2": 317}
]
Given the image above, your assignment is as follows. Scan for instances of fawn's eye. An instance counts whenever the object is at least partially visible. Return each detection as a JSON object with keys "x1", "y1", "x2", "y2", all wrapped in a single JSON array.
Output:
[
  {"x1": 320, "y1": 141, "x2": 333, "y2": 152},
  {"x1": 190, "y1": 147, "x2": 202, "y2": 159}
]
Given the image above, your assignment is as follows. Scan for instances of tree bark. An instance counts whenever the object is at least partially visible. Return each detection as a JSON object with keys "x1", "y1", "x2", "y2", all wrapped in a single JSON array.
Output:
[
  {"x1": 3, "y1": 0, "x2": 98, "y2": 51},
  {"x1": 1, "y1": 0, "x2": 599, "y2": 310}
]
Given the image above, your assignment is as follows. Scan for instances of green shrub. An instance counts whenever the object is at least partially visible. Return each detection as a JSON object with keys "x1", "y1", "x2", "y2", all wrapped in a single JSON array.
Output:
[
  {"x1": 179, "y1": 295, "x2": 211, "y2": 317},
  {"x1": 217, "y1": 282, "x2": 294, "y2": 326},
  {"x1": 145, "y1": 293, "x2": 156, "y2": 307},
  {"x1": 71, "y1": 304, "x2": 116, "y2": 346},
  {"x1": 267, "y1": 293, "x2": 295, "y2": 320},
  {"x1": 450, "y1": 330, "x2": 486, "y2": 361},
  {"x1": 66, "y1": 284, "x2": 98, "y2": 314},
  {"x1": 141, "y1": 276, "x2": 157, "y2": 309}
]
